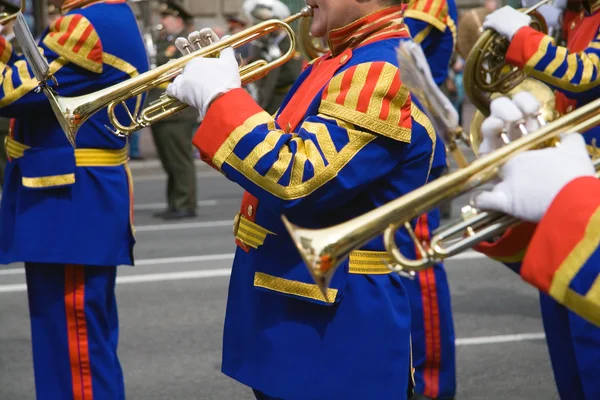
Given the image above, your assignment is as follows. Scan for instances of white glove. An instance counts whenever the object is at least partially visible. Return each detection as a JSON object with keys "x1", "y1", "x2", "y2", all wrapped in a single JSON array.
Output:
[
  {"x1": 475, "y1": 134, "x2": 595, "y2": 222},
  {"x1": 478, "y1": 92, "x2": 542, "y2": 156},
  {"x1": 483, "y1": 6, "x2": 531, "y2": 40},
  {"x1": 167, "y1": 30, "x2": 241, "y2": 120}
]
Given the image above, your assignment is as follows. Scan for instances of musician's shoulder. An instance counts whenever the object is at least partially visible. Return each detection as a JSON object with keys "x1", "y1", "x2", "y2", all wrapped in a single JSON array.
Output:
[
  {"x1": 320, "y1": 59, "x2": 411, "y2": 143},
  {"x1": 404, "y1": 0, "x2": 449, "y2": 31},
  {"x1": 42, "y1": 13, "x2": 103, "y2": 74}
]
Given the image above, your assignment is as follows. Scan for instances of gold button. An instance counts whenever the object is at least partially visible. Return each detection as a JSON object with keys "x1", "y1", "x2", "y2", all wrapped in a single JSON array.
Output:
[
  {"x1": 340, "y1": 54, "x2": 349, "y2": 64},
  {"x1": 566, "y1": 105, "x2": 574, "y2": 113},
  {"x1": 571, "y1": 21, "x2": 576, "y2": 30},
  {"x1": 247, "y1": 205, "x2": 253, "y2": 217}
]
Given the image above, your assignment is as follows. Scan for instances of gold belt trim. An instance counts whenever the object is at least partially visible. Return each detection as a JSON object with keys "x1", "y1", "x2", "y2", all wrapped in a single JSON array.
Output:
[
  {"x1": 254, "y1": 272, "x2": 338, "y2": 303},
  {"x1": 348, "y1": 250, "x2": 393, "y2": 274},
  {"x1": 6, "y1": 137, "x2": 129, "y2": 166},
  {"x1": 233, "y1": 213, "x2": 276, "y2": 249}
]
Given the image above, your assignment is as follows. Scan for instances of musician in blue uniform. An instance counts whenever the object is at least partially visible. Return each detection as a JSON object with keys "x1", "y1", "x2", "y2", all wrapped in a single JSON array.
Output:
[
  {"x1": 474, "y1": 92, "x2": 600, "y2": 399},
  {"x1": 403, "y1": 1, "x2": 459, "y2": 398},
  {"x1": 167, "y1": 0, "x2": 442, "y2": 398},
  {"x1": 0, "y1": 1, "x2": 149, "y2": 398}
]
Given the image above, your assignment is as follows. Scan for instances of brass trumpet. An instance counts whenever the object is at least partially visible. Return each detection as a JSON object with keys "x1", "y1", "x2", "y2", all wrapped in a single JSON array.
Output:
[
  {"x1": 34, "y1": 6, "x2": 314, "y2": 146},
  {"x1": 0, "y1": 0, "x2": 25, "y2": 24},
  {"x1": 283, "y1": 97, "x2": 600, "y2": 295}
]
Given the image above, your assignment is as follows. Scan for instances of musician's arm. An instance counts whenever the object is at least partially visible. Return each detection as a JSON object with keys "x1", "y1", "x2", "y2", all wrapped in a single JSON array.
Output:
[
  {"x1": 520, "y1": 176, "x2": 600, "y2": 326},
  {"x1": 476, "y1": 176, "x2": 600, "y2": 326},
  {"x1": 0, "y1": 15, "x2": 105, "y2": 117},
  {"x1": 193, "y1": 62, "x2": 434, "y2": 214},
  {"x1": 506, "y1": 26, "x2": 600, "y2": 98}
]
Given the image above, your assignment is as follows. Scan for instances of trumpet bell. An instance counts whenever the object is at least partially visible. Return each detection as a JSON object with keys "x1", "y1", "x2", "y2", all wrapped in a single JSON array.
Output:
[
  {"x1": 468, "y1": 78, "x2": 559, "y2": 156},
  {"x1": 281, "y1": 216, "x2": 346, "y2": 298}
]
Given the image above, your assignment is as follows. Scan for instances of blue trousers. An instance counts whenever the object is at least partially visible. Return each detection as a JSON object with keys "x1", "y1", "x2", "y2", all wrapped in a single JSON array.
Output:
[
  {"x1": 540, "y1": 293, "x2": 600, "y2": 400},
  {"x1": 25, "y1": 263, "x2": 124, "y2": 400},
  {"x1": 401, "y1": 213, "x2": 456, "y2": 400}
]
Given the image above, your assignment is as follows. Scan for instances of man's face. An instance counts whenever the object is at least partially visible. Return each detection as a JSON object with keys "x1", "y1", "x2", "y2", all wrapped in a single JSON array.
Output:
[
  {"x1": 307, "y1": 0, "x2": 384, "y2": 38},
  {"x1": 160, "y1": 14, "x2": 183, "y2": 35}
]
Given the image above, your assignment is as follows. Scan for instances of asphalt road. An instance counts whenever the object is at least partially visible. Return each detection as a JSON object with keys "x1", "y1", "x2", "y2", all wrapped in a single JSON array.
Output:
[{"x1": 0, "y1": 154, "x2": 559, "y2": 400}]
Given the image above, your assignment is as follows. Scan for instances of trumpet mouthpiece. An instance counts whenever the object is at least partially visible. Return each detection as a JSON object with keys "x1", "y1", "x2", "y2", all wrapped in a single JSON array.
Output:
[{"x1": 300, "y1": 5, "x2": 314, "y2": 18}]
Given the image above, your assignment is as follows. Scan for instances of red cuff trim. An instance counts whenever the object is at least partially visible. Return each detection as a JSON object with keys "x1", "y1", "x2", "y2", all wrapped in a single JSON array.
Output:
[
  {"x1": 0, "y1": 36, "x2": 13, "y2": 64},
  {"x1": 474, "y1": 222, "x2": 536, "y2": 260},
  {"x1": 521, "y1": 177, "x2": 600, "y2": 292},
  {"x1": 192, "y1": 88, "x2": 263, "y2": 170},
  {"x1": 505, "y1": 27, "x2": 546, "y2": 69}
]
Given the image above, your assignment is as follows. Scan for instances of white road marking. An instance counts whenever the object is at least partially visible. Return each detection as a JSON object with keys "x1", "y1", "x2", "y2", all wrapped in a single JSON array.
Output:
[
  {"x1": 135, "y1": 220, "x2": 233, "y2": 232},
  {"x1": 0, "y1": 268, "x2": 22, "y2": 276},
  {"x1": 135, "y1": 200, "x2": 220, "y2": 211},
  {"x1": 133, "y1": 172, "x2": 220, "y2": 182},
  {"x1": 456, "y1": 333, "x2": 546, "y2": 346},
  {"x1": 135, "y1": 254, "x2": 234, "y2": 266},
  {"x1": 127, "y1": 159, "x2": 205, "y2": 169},
  {"x1": 0, "y1": 251, "x2": 485, "y2": 277}
]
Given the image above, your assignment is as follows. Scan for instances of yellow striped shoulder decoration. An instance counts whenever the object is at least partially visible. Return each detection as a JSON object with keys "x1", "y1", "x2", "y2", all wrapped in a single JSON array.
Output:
[{"x1": 43, "y1": 14, "x2": 103, "y2": 74}]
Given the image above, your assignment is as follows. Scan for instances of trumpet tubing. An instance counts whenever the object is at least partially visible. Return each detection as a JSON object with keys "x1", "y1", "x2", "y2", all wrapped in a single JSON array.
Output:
[
  {"x1": 41, "y1": 6, "x2": 314, "y2": 145},
  {"x1": 285, "y1": 96, "x2": 600, "y2": 295}
]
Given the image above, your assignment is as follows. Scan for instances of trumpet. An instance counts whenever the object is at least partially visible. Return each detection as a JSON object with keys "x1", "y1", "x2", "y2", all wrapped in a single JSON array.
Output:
[
  {"x1": 0, "y1": 0, "x2": 25, "y2": 24},
  {"x1": 27, "y1": 6, "x2": 314, "y2": 146},
  {"x1": 283, "y1": 97, "x2": 600, "y2": 295}
]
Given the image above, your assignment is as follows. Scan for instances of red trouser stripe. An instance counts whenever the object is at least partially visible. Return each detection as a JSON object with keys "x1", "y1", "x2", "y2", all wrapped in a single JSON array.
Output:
[
  {"x1": 65, "y1": 265, "x2": 94, "y2": 400},
  {"x1": 415, "y1": 214, "x2": 441, "y2": 397}
]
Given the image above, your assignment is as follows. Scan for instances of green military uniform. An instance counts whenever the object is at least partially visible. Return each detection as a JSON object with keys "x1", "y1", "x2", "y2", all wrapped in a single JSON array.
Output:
[
  {"x1": 0, "y1": 0, "x2": 22, "y2": 189},
  {"x1": 248, "y1": 34, "x2": 303, "y2": 115},
  {"x1": 149, "y1": 1, "x2": 197, "y2": 219},
  {"x1": 244, "y1": 0, "x2": 302, "y2": 115}
]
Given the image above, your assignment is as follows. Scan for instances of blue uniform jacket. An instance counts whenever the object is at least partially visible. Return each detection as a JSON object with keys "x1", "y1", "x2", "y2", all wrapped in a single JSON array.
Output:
[
  {"x1": 0, "y1": 0, "x2": 149, "y2": 266},
  {"x1": 192, "y1": 6, "x2": 443, "y2": 399},
  {"x1": 404, "y1": 0, "x2": 458, "y2": 87}
]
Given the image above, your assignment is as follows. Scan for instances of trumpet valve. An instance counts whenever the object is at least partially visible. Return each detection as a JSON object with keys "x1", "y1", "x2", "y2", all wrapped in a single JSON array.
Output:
[{"x1": 461, "y1": 205, "x2": 479, "y2": 221}]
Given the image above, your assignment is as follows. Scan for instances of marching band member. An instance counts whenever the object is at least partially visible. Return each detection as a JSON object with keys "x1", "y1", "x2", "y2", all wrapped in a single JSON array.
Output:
[
  {"x1": 404, "y1": 0, "x2": 458, "y2": 87},
  {"x1": 474, "y1": 93, "x2": 600, "y2": 400},
  {"x1": 483, "y1": 1, "x2": 600, "y2": 145},
  {"x1": 484, "y1": 2, "x2": 600, "y2": 398},
  {"x1": 403, "y1": 1, "x2": 459, "y2": 399},
  {"x1": 167, "y1": 0, "x2": 440, "y2": 398},
  {"x1": 0, "y1": 1, "x2": 148, "y2": 398}
]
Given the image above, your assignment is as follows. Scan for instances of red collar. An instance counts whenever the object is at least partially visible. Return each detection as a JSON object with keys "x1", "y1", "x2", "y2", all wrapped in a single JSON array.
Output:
[
  {"x1": 327, "y1": 6, "x2": 407, "y2": 56},
  {"x1": 61, "y1": 0, "x2": 126, "y2": 13}
]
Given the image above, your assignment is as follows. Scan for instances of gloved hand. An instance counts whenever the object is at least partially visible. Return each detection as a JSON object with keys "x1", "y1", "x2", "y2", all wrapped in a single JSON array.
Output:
[
  {"x1": 483, "y1": 6, "x2": 531, "y2": 40},
  {"x1": 167, "y1": 29, "x2": 241, "y2": 120},
  {"x1": 475, "y1": 134, "x2": 595, "y2": 222},
  {"x1": 478, "y1": 92, "x2": 542, "y2": 156}
]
